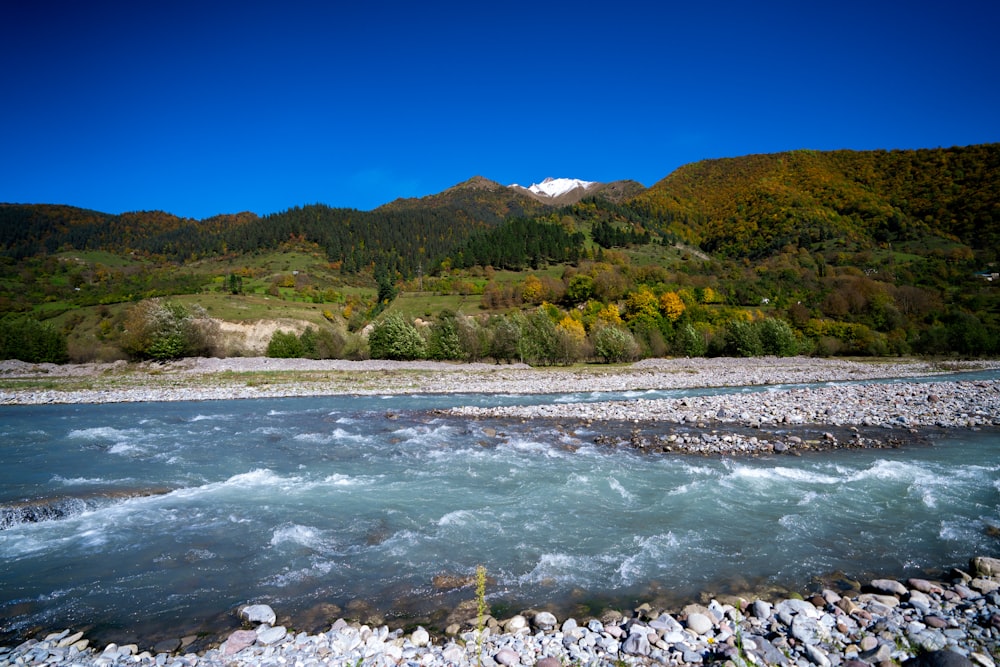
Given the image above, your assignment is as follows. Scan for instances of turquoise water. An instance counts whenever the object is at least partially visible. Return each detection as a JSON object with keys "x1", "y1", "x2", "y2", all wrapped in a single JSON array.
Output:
[{"x1": 1, "y1": 386, "x2": 998, "y2": 646}]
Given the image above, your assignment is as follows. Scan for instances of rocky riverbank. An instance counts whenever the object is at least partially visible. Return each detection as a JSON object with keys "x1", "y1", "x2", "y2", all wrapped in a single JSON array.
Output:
[
  {"x1": 2, "y1": 356, "x2": 999, "y2": 405},
  {"x1": 446, "y1": 376, "x2": 1000, "y2": 456},
  {"x1": 4, "y1": 557, "x2": 998, "y2": 667}
]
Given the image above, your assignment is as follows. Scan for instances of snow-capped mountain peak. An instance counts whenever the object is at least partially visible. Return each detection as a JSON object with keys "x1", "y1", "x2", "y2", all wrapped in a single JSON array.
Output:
[{"x1": 510, "y1": 177, "x2": 596, "y2": 199}]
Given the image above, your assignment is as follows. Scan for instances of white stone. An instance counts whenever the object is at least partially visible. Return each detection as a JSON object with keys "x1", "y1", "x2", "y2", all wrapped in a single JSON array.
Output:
[
  {"x1": 686, "y1": 612, "x2": 714, "y2": 635},
  {"x1": 240, "y1": 604, "x2": 277, "y2": 625},
  {"x1": 410, "y1": 627, "x2": 430, "y2": 647}
]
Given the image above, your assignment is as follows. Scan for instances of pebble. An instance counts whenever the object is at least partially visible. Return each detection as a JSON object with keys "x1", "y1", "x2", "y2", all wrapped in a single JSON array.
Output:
[{"x1": 4, "y1": 557, "x2": 997, "y2": 667}]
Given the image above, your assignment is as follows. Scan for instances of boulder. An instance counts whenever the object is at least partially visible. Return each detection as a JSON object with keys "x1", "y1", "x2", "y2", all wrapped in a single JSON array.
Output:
[
  {"x1": 971, "y1": 556, "x2": 1000, "y2": 578},
  {"x1": 752, "y1": 600, "x2": 773, "y2": 620},
  {"x1": 804, "y1": 643, "x2": 831, "y2": 667},
  {"x1": 239, "y1": 604, "x2": 276, "y2": 625},
  {"x1": 152, "y1": 639, "x2": 181, "y2": 655},
  {"x1": 255, "y1": 625, "x2": 287, "y2": 646},
  {"x1": 971, "y1": 578, "x2": 1000, "y2": 594},
  {"x1": 870, "y1": 578, "x2": 908, "y2": 597},
  {"x1": 536, "y1": 658, "x2": 561, "y2": 667},
  {"x1": 685, "y1": 612, "x2": 714, "y2": 636},
  {"x1": 621, "y1": 632, "x2": 651, "y2": 656},
  {"x1": 791, "y1": 615, "x2": 822, "y2": 645},
  {"x1": 531, "y1": 611, "x2": 558, "y2": 632},
  {"x1": 410, "y1": 627, "x2": 430, "y2": 647},
  {"x1": 494, "y1": 648, "x2": 520, "y2": 666},
  {"x1": 903, "y1": 650, "x2": 975, "y2": 667},
  {"x1": 222, "y1": 629, "x2": 257, "y2": 656},
  {"x1": 504, "y1": 615, "x2": 528, "y2": 633}
]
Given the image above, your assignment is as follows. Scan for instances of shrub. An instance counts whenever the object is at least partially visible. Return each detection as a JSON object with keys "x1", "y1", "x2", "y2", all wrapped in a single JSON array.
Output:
[
  {"x1": 725, "y1": 319, "x2": 763, "y2": 357},
  {"x1": 517, "y1": 309, "x2": 561, "y2": 366},
  {"x1": 427, "y1": 314, "x2": 464, "y2": 360},
  {"x1": 266, "y1": 330, "x2": 304, "y2": 358},
  {"x1": 368, "y1": 313, "x2": 425, "y2": 360},
  {"x1": 593, "y1": 325, "x2": 640, "y2": 363},
  {"x1": 119, "y1": 299, "x2": 215, "y2": 361},
  {"x1": 456, "y1": 316, "x2": 489, "y2": 362},
  {"x1": 755, "y1": 318, "x2": 799, "y2": 356},
  {"x1": 487, "y1": 315, "x2": 521, "y2": 364},
  {"x1": 0, "y1": 317, "x2": 69, "y2": 363},
  {"x1": 674, "y1": 323, "x2": 707, "y2": 357}
]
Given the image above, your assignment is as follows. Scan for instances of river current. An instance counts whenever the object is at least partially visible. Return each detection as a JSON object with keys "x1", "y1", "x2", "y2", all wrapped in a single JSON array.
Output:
[{"x1": 2, "y1": 378, "x2": 998, "y2": 646}]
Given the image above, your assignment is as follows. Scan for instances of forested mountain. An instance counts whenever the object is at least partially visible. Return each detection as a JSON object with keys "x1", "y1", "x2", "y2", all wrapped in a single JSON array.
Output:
[
  {"x1": 631, "y1": 145, "x2": 1000, "y2": 260},
  {"x1": 0, "y1": 205, "x2": 257, "y2": 260},
  {"x1": 375, "y1": 176, "x2": 549, "y2": 223},
  {"x1": 2, "y1": 144, "x2": 998, "y2": 364},
  {"x1": 3, "y1": 144, "x2": 997, "y2": 272}
]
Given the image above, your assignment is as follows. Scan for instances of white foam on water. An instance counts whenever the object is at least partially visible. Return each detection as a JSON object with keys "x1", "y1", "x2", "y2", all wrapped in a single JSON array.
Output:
[
  {"x1": 608, "y1": 477, "x2": 637, "y2": 504},
  {"x1": 262, "y1": 559, "x2": 337, "y2": 587},
  {"x1": 392, "y1": 423, "x2": 456, "y2": 444},
  {"x1": 381, "y1": 529, "x2": 423, "y2": 557},
  {"x1": 519, "y1": 552, "x2": 590, "y2": 586},
  {"x1": 190, "y1": 413, "x2": 232, "y2": 422},
  {"x1": 844, "y1": 459, "x2": 918, "y2": 483},
  {"x1": 728, "y1": 465, "x2": 841, "y2": 486},
  {"x1": 779, "y1": 513, "x2": 806, "y2": 531},
  {"x1": 323, "y1": 473, "x2": 367, "y2": 487},
  {"x1": 503, "y1": 437, "x2": 566, "y2": 458},
  {"x1": 107, "y1": 442, "x2": 151, "y2": 456},
  {"x1": 939, "y1": 519, "x2": 977, "y2": 542},
  {"x1": 270, "y1": 523, "x2": 327, "y2": 551},
  {"x1": 171, "y1": 469, "x2": 307, "y2": 501},
  {"x1": 67, "y1": 426, "x2": 140, "y2": 441},
  {"x1": 293, "y1": 428, "x2": 368, "y2": 444},
  {"x1": 438, "y1": 509, "x2": 475, "y2": 527},
  {"x1": 617, "y1": 532, "x2": 680, "y2": 583},
  {"x1": 798, "y1": 491, "x2": 821, "y2": 506},
  {"x1": 51, "y1": 475, "x2": 113, "y2": 485}
]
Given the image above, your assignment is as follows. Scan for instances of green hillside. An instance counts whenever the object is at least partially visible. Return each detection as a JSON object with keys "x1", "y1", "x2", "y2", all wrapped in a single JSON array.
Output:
[
  {"x1": 1, "y1": 144, "x2": 997, "y2": 364},
  {"x1": 632, "y1": 145, "x2": 1000, "y2": 260}
]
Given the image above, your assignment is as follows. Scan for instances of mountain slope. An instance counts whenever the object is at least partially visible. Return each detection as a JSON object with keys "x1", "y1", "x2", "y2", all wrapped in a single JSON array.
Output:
[
  {"x1": 510, "y1": 177, "x2": 645, "y2": 206},
  {"x1": 630, "y1": 145, "x2": 1000, "y2": 259},
  {"x1": 375, "y1": 176, "x2": 546, "y2": 224}
]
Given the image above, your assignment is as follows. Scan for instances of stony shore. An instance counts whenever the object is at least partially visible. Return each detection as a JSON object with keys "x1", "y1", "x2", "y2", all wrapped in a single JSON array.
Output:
[
  {"x1": 3, "y1": 557, "x2": 999, "y2": 667},
  {"x1": 447, "y1": 375, "x2": 1000, "y2": 456},
  {"x1": 2, "y1": 356, "x2": 999, "y2": 406}
]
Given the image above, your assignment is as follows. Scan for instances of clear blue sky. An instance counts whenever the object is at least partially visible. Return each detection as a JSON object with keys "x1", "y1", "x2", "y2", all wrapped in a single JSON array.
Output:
[{"x1": 3, "y1": 0, "x2": 998, "y2": 220}]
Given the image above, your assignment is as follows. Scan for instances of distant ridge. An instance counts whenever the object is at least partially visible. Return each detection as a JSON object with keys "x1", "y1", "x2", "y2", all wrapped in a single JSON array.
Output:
[{"x1": 509, "y1": 177, "x2": 643, "y2": 206}]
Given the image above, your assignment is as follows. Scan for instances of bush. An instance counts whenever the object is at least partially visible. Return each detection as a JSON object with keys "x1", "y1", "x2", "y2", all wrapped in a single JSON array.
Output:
[
  {"x1": 426, "y1": 315, "x2": 464, "y2": 360},
  {"x1": 487, "y1": 315, "x2": 521, "y2": 364},
  {"x1": 119, "y1": 299, "x2": 215, "y2": 361},
  {"x1": 725, "y1": 319, "x2": 763, "y2": 357},
  {"x1": 592, "y1": 325, "x2": 640, "y2": 363},
  {"x1": 266, "y1": 330, "x2": 304, "y2": 358},
  {"x1": 517, "y1": 309, "x2": 560, "y2": 366},
  {"x1": 755, "y1": 318, "x2": 799, "y2": 356},
  {"x1": 368, "y1": 313, "x2": 425, "y2": 360},
  {"x1": 456, "y1": 316, "x2": 489, "y2": 362},
  {"x1": 674, "y1": 323, "x2": 707, "y2": 357},
  {"x1": 0, "y1": 317, "x2": 69, "y2": 363}
]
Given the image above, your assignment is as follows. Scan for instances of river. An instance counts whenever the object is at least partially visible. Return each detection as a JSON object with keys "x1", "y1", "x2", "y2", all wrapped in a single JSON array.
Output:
[{"x1": 1, "y1": 381, "x2": 998, "y2": 647}]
